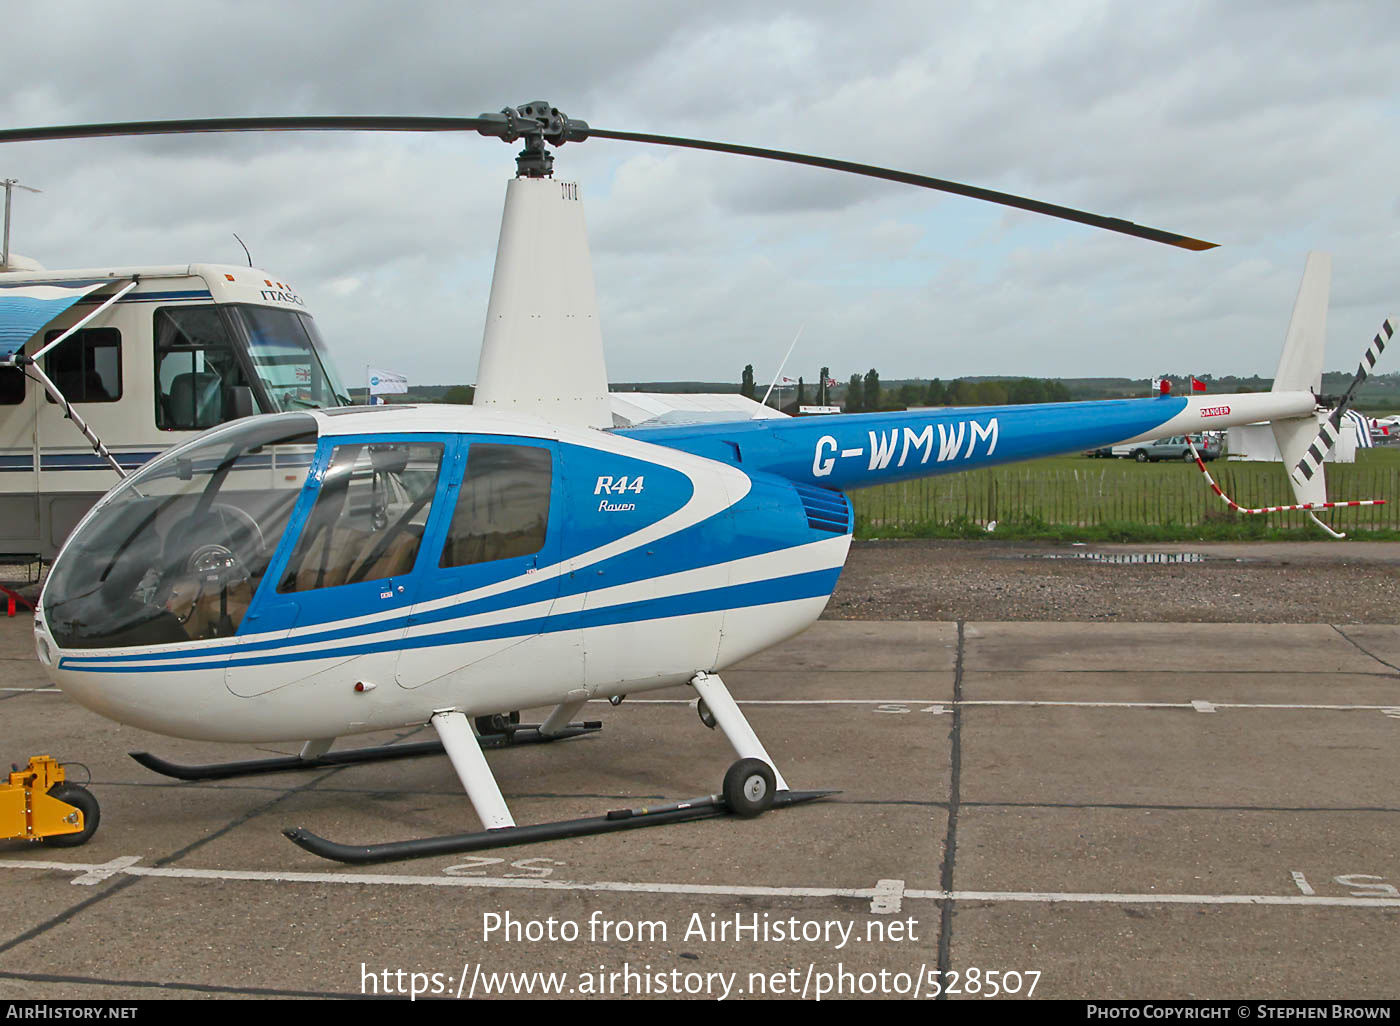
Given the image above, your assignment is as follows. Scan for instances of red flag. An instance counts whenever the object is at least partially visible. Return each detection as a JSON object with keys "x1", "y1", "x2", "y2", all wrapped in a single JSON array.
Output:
[{"x1": 1190, "y1": 375, "x2": 1206, "y2": 392}]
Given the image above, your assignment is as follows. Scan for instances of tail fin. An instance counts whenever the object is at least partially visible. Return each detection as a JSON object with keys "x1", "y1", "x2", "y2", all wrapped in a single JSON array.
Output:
[{"x1": 1270, "y1": 252, "x2": 1330, "y2": 507}]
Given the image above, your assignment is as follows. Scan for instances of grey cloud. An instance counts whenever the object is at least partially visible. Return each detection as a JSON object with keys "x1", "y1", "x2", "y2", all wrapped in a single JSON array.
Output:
[{"x1": 2, "y1": 1, "x2": 1398, "y2": 388}]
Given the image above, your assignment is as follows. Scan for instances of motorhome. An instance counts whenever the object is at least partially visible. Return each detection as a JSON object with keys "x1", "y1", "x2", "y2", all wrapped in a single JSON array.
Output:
[{"x1": 0, "y1": 261, "x2": 348, "y2": 558}]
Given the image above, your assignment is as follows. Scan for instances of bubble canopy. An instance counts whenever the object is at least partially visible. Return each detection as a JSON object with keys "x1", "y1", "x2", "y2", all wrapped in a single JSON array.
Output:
[{"x1": 44, "y1": 413, "x2": 319, "y2": 649}]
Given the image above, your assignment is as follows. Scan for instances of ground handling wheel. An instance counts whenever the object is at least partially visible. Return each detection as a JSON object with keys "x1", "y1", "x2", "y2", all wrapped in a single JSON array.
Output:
[
  {"x1": 43, "y1": 784, "x2": 99, "y2": 847},
  {"x1": 722, "y1": 758, "x2": 776, "y2": 818},
  {"x1": 2, "y1": 756, "x2": 99, "y2": 847}
]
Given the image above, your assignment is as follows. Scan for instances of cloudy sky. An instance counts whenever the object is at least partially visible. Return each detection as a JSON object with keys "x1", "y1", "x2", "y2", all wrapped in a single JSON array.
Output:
[{"x1": 2, "y1": 1, "x2": 1397, "y2": 389}]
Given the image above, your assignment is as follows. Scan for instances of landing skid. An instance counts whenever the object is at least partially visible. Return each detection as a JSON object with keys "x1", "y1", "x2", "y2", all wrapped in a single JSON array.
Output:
[
  {"x1": 285, "y1": 789, "x2": 836, "y2": 865},
  {"x1": 285, "y1": 672, "x2": 830, "y2": 866},
  {"x1": 129, "y1": 720, "x2": 603, "y2": 781}
]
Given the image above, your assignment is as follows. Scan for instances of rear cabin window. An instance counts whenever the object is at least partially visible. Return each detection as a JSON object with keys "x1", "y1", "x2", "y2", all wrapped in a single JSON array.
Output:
[
  {"x1": 154, "y1": 306, "x2": 254, "y2": 430},
  {"x1": 439, "y1": 443, "x2": 552, "y2": 568},
  {"x1": 43, "y1": 327, "x2": 121, "y2": 403},
  {"x1": 278, "y1": 441, "x2": 444, "y2": 593}
]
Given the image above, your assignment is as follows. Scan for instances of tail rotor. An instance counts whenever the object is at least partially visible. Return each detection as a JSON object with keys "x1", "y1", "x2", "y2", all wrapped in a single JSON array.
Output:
[{"x1": 1290, "y1": 318, "x2": 1393, "y2": 487}]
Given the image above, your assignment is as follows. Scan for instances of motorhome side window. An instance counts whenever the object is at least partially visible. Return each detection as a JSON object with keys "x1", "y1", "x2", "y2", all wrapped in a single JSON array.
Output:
[
  {"x1": 0, "y1": 353, "x2": 23, "y2": 404},
  {"x1": 439, "y1": 443, "x2": 551, "y2": 568},
  {"x1": 278, "y1": 441, "x2": 444, "y2": 593},
  {"x1": 153, "y1": 306, "x2": 254, "y2": 430},
  {"x1": 42, "y1": 327, "x2": 121, "y2": 403}
]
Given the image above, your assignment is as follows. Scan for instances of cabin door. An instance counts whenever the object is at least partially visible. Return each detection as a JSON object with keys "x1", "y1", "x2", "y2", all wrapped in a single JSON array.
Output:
[
  {"x1": 395, "y1": 436, "x2": 574, "y2": 708},
  {"x1": 226, "y1": 434, "x2": 450, "y2": 699}
]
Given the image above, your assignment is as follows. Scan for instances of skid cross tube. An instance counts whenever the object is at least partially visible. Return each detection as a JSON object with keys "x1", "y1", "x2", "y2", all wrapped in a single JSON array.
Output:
[
  {"x1": 285, "y1": 789, "x2": 836, "y2": 865},
  {"x1": 129, "y1": 721, "x2": 601, "y2": 781}
]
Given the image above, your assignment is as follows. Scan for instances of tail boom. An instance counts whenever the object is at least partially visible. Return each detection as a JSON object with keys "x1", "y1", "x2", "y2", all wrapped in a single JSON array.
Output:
[
  {"x1": 1110, "y1": 391, "x2": 1317, "y2": 447},
  {"x1": 627, "y1": 391, "x2": 1317, "y2": 493}
]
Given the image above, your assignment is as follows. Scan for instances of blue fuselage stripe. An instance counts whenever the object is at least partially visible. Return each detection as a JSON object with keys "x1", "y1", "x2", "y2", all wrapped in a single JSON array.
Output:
[{"x1": 56, "y1": 567, "x2": 841, "y2": 674}]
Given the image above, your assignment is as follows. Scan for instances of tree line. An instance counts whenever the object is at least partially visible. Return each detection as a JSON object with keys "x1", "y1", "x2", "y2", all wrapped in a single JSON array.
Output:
[{"x1": 742, "y1": 365, "x2": 1073, "y2": 411}]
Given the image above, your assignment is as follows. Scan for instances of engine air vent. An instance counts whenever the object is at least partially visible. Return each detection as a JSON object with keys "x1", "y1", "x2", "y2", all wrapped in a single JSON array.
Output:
[{"x1": 792, "y1": 482, "x2": 850, "y2": 534}]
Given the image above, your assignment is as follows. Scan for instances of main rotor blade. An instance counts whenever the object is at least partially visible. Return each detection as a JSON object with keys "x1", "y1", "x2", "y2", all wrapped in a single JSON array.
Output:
[
  {"x1": 0, "y1": 116, "x2": 497, "y2": 144},
  {"x1": 1, "y1": 113, "x2": 1217, "y2": 250},
  {"x1": 588, "y1": 127, "x2": 1217, "y2": 251}
]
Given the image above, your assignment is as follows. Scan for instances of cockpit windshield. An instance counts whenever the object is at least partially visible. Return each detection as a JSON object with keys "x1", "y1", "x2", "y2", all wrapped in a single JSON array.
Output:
[
  {"x1": 225, "y1": 305, "x2": 350, "y2": 412},
  {"x1": 43, "y1": 414, "x2": 318, "y2": 649}
]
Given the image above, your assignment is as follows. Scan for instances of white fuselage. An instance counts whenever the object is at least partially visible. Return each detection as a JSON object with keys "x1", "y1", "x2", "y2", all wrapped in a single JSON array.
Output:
[{"x1": 34, "y1": 407, "x2": 851, "y2": 742}]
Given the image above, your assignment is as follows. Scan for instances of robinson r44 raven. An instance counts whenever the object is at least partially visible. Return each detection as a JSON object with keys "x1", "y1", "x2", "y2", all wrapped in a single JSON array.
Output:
[{"x1": 2, "y1": 104, "x2": 1388, "y2": 863}]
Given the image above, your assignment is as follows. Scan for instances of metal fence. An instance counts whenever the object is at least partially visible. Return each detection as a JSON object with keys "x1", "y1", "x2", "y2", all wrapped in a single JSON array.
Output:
[{"x1": 850, "y1": 460, "x2": 1400, "y2": 533}]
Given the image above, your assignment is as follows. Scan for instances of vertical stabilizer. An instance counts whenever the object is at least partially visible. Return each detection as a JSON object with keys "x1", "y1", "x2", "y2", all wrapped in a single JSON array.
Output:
[
  {"x1": 1270, "y1": 253, "x2": 1330, "y2": 506},
  {"x1": 473, "y1": 178, "x2": 611, "y2": 429},
  {"x1": 1272, "y1": 252, "x2": 1329, "y2": 395}
]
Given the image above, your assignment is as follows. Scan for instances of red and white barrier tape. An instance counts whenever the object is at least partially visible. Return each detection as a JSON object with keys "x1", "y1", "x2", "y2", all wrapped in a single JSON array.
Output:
[{"x1": 1185, "y1": 439, "x2": 1385, "y2": 539}]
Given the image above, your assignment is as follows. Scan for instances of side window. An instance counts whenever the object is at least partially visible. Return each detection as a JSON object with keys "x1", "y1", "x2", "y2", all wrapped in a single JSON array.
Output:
[
  {"x1": 153, "y1": 306, "x2": 252, "y2": 430},
  {"x1": 440, "y1": 443, "x2": 552, "y2": 568},
  {"x1": 279, "y1": 441, "x2": 444, "y2": 593},
  {"x1": 0, "y1": 348, "x2": 25, "y2": 405},
  {"x1": 43, "y1": 327, "x2": 121, "y2": 403}
]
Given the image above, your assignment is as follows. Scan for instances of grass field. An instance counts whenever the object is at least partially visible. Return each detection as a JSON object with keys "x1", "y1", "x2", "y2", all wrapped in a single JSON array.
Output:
[{"x1": 849, "y1": 446, "x2": 1400, "y2": 540}]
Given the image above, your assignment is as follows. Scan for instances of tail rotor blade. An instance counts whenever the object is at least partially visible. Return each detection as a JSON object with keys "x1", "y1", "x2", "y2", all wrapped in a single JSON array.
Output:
[{"x1": 1291, "y1": 317, "x2": 1393, "y2": 485}]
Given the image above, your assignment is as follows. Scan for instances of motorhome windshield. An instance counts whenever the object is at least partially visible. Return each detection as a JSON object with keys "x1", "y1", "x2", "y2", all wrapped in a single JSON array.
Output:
[
  {"x1": 226, "y1": 305, "x2": 349, "y2": 413},
  {"x1": 154, "y1": 305, "x2": 256, "y2": 430}
]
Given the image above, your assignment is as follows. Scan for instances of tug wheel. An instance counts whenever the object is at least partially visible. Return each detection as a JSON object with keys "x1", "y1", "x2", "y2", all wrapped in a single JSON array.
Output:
[
  {"x1": 474, "y1": 711, "x2": 520, "y2": 737},
  {"x1": 722, "y1": 758, "x2": 775, "y2": 819},
  {"x1": 44, "y1": 784, "x2": 100, "y2": 847}
]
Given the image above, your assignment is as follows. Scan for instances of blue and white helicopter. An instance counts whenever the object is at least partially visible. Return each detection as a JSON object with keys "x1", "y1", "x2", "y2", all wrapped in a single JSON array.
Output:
[{"x1": 4, "y1": 104, "x2": 1388, "y2": 863}]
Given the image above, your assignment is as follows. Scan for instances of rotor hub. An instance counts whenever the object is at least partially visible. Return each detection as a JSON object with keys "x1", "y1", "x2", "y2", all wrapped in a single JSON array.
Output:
[{"x1": 475, "y1": 101, "x2": 590, "y2": 178}]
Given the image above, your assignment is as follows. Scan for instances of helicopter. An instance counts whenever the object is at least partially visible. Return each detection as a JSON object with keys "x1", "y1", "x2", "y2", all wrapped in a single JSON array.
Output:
[{"x1": 2, "y1": 103, "x2": 1388, "y2": 864}]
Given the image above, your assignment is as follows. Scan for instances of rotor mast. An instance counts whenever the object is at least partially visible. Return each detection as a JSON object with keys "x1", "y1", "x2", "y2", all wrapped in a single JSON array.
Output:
[{"x1": 472, "y1": 104, "x2": 612, "y2": 430}]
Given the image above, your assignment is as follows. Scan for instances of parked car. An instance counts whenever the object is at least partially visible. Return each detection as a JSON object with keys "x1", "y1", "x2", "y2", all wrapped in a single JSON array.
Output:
[{"x1": 1128, "y1": 434, "x2": 1221, "y2": 462}]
